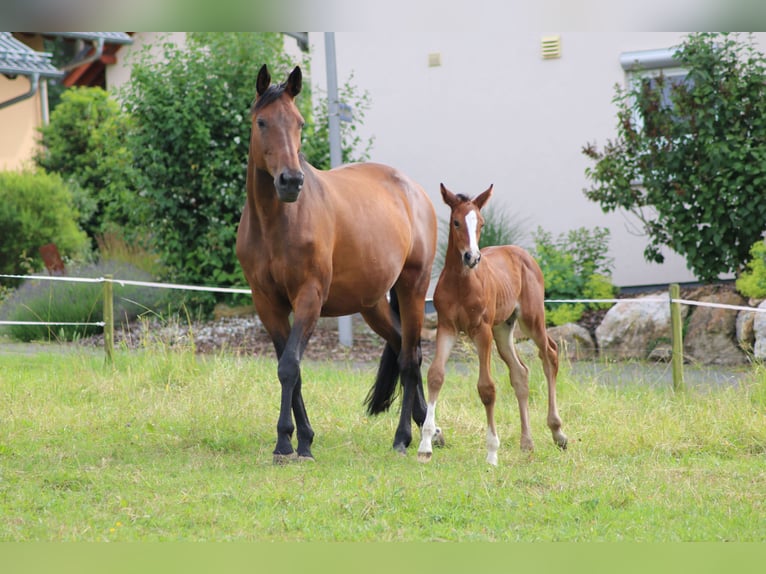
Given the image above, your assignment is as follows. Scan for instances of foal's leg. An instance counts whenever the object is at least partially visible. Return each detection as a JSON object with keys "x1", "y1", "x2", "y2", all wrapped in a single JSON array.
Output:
[
  {"x1": 538, "y1": 333, "x2": 568, "y2": 449},
  {"x1": 520, "y1": 313, "x2": 568, "y2": 450},
  {"x1": 418, "y1": 325, "x2": 456, "y2": 463},
  {"x1": 493, "y1": 320, "x2": 534, "y2": 452},
  {"x1": 474, "y1": 326, "x2": 500, "y2": 465}
]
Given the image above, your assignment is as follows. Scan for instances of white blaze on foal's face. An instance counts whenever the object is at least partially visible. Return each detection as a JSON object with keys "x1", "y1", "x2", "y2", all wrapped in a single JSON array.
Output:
[{"x1": 463, "y1": 209, "x2": 481, "y2": 268}]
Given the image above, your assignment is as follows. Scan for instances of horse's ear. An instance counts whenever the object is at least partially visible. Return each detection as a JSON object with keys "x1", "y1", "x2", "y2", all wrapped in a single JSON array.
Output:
[
  {"x1": 256, "y1": 64, "x2": 271, "y2": 97},
  {"x1": 286, "y1": 66, "x2": 302, "y2": 98},
  {"x1": 440, "y1": 183, "x2": 458, "y2": 208},
  {"x1": 473, "y1": 184, "x2": 493, "y2": 211}
]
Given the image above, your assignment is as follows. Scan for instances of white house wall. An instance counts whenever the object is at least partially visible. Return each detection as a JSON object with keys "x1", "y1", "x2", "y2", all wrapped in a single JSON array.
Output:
[{"x1": 307, "y1": 31, "x2": 766, "y2": 288}]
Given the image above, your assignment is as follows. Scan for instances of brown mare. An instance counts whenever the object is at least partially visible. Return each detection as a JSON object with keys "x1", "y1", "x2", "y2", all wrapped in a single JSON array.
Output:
[
  {"x1": 417, "y1": 184, "x2": 568, "y2": 465},
  {"x1": 236, "y1": 65, "x2": 437, "y2": 462}
]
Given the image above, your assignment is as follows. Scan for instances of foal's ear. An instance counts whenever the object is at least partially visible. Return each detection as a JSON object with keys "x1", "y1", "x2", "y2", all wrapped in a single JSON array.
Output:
[
  {"x1": 473, "y1": 184, "x2": 494, "y2": 211},
  {"x1": 286, "y1": 66, "x2": 302, "y2": 97},
  {"x1": 256, "y1": 64, "x2": 271, "y2": 97},
  {"x1": 440, "y1": 183, "x2": 459, "y2": 208}
]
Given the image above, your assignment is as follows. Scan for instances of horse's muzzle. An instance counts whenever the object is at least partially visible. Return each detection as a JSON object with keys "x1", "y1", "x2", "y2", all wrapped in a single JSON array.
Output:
[
  {"x1": 275, "y1": 169, "x2": 304, "y2": 203},
  {"x1": 463, "y1": 251, "x2": 481, "y2": 268}
]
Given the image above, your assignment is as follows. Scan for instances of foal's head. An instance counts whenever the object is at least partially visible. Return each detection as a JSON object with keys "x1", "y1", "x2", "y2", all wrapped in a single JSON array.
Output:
[
  {"x1": 251, "y1": 65, "x2": 306, "y2": 202},
  {"x1": 440, "y1": 183, "x2": 493, "y2": 269}
]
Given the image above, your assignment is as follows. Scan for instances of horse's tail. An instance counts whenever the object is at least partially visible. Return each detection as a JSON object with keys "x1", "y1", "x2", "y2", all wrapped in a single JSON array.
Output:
[{"x1": 364, "y1": 289, "x2": 401, "y2": 416}]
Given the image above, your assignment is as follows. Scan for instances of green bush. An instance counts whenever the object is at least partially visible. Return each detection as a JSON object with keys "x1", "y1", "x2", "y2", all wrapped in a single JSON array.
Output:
[
  {"x1": 34, "y1": 86, "x2": 137, "y2": 242},
  {"x1": 120, "y1": 33, "x2": 297, "y2": 312},
  {"x1": 0, "y1": 170, "x2": 88, "y2": 280},
  {"x1": 0, "y1": 261, "x2": 163, "y2": 342},
  {"x1": 583, "y1": 33, "x2": 766, "y2": 282},
  {"x1": 736, "y1": 239, "x2": 766, "y2": 298},
  {"x1": 531, "y1": 226, "x2": 616, "y2": 326}
]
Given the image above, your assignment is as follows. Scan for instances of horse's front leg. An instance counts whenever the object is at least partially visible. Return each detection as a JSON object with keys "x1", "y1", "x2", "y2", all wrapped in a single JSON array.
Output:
[
  {"x1": 418, "y1": 326, "x2": 456, "y2": 463},
  {"x1": 474, "y1": 326, "x2": 500, "y2": 465},
  {"x1": 263, "y1": 293, "x2": 320, "y2": 463}
]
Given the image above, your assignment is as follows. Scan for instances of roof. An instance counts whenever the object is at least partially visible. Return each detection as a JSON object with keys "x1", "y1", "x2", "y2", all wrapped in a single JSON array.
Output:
[
  {"x1": 46, "y1": 32, "x2": 133, "y2": 45},
  {"x1": 0, "y1": 32, "x2": 64, "y2": 79}
]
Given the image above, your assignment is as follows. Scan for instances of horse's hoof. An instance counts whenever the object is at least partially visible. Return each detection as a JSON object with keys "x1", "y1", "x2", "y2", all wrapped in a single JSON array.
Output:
[
  {"x1": 273, "y1": 452, "x2": 298, "y2": 465},
  {"x1": 393, "y1": 443, "x2": 407, "y2": 456},
  {"x1": 417, "y1": 451, "x2": 432, "y2": 463},
  {"x1": 432, "y1": 428, "x2": 445, "y2": 448},
  {"x1": 297, "y1": 455, "x2": 316, "y2": 462}
]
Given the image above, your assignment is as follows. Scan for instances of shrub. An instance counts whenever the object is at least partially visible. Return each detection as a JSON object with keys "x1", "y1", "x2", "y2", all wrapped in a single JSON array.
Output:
[
  {"x1": 34, "y1": 86, "x2": 137, "y2": 242},
  {"x1": 583, "y1": 32, "x2": 766, "y2": 282},
  {"x1": 531, "y1": 226, "x2": 616, "y2": 326},
  {"x1": 0, "y1": 170, "x2": 88, "y2": 280},
  {"x1": 736, "y1": 239, "x2": 766, "y2": 298},
  {"x1": 0, "y1": 261, "x2": 163, "y2": 342},
  {"x1": 120, "y1": 33, "x2": 297, "y2": 312}
]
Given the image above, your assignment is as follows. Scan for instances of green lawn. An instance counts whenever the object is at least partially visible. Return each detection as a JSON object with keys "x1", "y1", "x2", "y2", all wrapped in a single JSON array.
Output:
[{"x1": 0, "y1": 345, "x2": 764, "y2": 541}]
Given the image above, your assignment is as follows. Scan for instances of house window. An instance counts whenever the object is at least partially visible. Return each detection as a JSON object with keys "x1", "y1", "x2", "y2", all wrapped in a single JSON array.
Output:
[{"x1": 620, "y1": 47, "x2": 689, "y2": 134}]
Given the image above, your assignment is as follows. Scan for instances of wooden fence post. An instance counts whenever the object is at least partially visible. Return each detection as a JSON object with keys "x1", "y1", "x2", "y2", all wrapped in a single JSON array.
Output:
[
  {"x1": 103, "y1": 274, "x2": 114, "y2": 365},
  {"x1": 669, "y1": 283, "x2": 684, "y2": 392}
]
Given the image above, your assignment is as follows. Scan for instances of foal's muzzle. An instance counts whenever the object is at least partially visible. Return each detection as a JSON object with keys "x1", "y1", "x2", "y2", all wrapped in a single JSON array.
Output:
[
  {"x1": 275, "y1": 169, "x2": 304, "y2": 202},
  {"x1": 463, "y1": 251, "x2": 481, "y2": 269}
]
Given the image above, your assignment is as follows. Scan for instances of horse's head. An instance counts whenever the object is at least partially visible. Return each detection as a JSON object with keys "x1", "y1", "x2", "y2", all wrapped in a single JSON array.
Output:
[
  {"x1": 440, "y1": 183, "x2": 493, "y2": 269},
  {"x1": 251, "y1": 65, "x2": 305, "y2": 203}
]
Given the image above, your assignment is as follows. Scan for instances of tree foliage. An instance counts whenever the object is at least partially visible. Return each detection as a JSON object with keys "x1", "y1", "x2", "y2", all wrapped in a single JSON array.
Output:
[
  {"x1": 121, "y1": 33, "x2": 295, "y2": 308},
  {"x1": 120, "y1": 33, "x2": 372, "y2": 311},
  {"x1": 0, "y1": 170, "x2": 88, "y2": 278},
  {"x1": 34, "y1": 87, "x2": 137, "y2": 242},
  {"x1": 583, "y1": 32, "x2": 766, "y2": 283},
  {"x1": 532, "y1": 227, "x2": 615, "y2": 326}
]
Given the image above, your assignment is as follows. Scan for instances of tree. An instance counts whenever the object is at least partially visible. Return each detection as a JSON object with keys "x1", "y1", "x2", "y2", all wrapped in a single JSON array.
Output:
[
  {"x1": 583, "y1": 32, "x2": 766, "y2": 283},
  {"x1": 121, "y1": 33, "x2": 373, "y2": 311},
  {"x1": 35, "y1": 87, "x2": 137, "y2": 243}
]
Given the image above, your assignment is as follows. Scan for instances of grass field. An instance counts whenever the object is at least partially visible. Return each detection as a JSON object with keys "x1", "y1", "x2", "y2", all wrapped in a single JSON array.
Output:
[{"x1": 0, "y1": 343, "x2": 764, "y2": 542}]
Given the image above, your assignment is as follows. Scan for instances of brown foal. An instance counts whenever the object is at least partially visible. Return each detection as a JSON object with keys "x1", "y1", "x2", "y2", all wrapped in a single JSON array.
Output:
[{"x1": 418, "y1": 184, "x2": 567, "y2": 465}]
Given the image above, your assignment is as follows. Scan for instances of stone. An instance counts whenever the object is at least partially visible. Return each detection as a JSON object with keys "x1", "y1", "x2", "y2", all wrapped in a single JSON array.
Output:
[
  {"x1": 547, "y1": 323, "x2": 596, "y2": 360},
  {"x1": 596, "y1": 292, "x2": 685, "y2": 360},
  {"x1": 736, "y1": 308, "x2": 756, "y2": 354},
  {"x1": 683, "y1": 292, "x2": 747, "y2": 365},
  {"x1": 753, "y1": 300, "x2": 766, "y2": 360}
]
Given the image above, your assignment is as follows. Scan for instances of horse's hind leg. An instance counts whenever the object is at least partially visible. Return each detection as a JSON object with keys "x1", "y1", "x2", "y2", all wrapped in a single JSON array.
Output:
[
  {"x1": 538, "y1": 333, "x2": 568, "y2": 449},
  {"x1": 493, "y1": 320, "x2": 534, "y2": 452},
  {"x1": 389, "y1": 280, "x2": 430, "y2": 453}
]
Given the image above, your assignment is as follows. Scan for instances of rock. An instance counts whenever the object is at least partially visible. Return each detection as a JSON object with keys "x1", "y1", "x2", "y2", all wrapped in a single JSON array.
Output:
[
  {"x1": 596, "y1": 292, "x2": 686, "y2": 360},
  {"x1": 547, "y1": 323, "x2": 596, "y2": 360},
  {"x1": 684, "y1": 292, "x2": 747, "y2": 365},
  {"x1": 753, "y1": 300, "x2": 766, "y2": 360},
  {"x1": 736, "y1": 308, "x2": 756, "y2": 354}
]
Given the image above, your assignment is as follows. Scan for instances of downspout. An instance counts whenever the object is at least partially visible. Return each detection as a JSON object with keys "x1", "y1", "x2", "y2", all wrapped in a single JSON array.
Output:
[
  {"x1": 40, "y1": 76, "x2": 49, "y2": 124},
  {"x1": 0, "y1": 72, "x2": 39, "y2": 110}
]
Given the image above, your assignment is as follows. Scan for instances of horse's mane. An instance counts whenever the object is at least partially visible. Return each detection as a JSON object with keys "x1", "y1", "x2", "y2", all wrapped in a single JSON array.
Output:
[
  {"x1": 251, "y1": 81, "x2": 288, "y2": 114},
  {"x1": 455, "y1": 194, "x2": 471, "y2": 203}
]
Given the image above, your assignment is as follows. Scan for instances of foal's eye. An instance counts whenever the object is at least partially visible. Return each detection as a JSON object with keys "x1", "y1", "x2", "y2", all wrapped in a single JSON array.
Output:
[{"x1": 453, "y1": 220, "x2": 460, "y2": 228}]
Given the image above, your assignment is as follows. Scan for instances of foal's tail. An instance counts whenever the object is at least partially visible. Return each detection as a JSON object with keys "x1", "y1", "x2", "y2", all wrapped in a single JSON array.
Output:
[{"x1": 364, "y1": 289, "x2": 401, "y2": 416}]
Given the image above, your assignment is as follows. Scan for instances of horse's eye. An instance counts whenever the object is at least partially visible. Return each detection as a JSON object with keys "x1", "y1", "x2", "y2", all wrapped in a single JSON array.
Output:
[
  {"x1": 453, "y1": 220, "x2": 460, "y2": 228},
  {"x1": 299, "y1": 121, "x2": 305, "y2": 130},
  {"x1": 256, "y1": 118, "x2": 266, "y2": 129}
]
